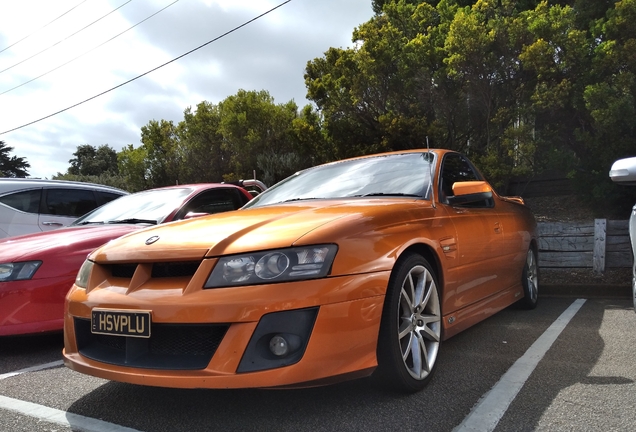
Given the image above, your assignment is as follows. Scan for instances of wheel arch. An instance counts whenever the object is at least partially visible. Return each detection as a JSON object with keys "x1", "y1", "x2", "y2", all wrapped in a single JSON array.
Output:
[{"x1": 396, "y1": 243, "x2": 444, "y2": 292}]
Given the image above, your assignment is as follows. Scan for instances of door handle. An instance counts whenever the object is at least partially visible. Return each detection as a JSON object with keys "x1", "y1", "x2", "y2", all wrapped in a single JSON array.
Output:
[
  {"x1": 42, "y1": 221, "x2": 64, "y2": 226},
  {"x1": 494, "y1": 222, "x2": 501, "y2": 234}
]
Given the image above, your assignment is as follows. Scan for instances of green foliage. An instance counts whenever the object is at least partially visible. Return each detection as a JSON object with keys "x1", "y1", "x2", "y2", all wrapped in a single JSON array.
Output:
[
  {"x1": 53, "y1": 144, "x2": 127, "y2": 189},
  {"x1": 217, "y1": 90, "x2": 311, "y2": 183},
  {"x1": 176, "y1": 101, "x2": 229, "y2": 184},
  {"x1": 0, "y1": 141, "x2": 30, "y2": 178},
  {"x1": 54, "y1": 0, "x2": 636, "y2": 215},
  {"x1": 117, "y1": 144, "x2": 149, "y2": 192},
  {"x1": 51, "y1": 173, "x2": 130, "y2": 191},
  {"x1": 67, "y1": 144, "x2": 119, "y2": 176},
  {"x1": 114, "y1": 90, "x2": 324, "y2": 191},
  {"x1": 304, "y1": 0, "x2": 636, "y2": 213}
]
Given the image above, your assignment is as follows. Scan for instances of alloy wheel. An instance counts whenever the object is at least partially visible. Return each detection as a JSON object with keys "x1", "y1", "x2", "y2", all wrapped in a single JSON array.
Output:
[{"x1": 397, "y1": 264, "x2": 441, "y2": 380}]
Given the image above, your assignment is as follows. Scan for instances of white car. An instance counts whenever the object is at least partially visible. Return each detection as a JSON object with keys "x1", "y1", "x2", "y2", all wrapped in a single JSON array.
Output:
[
  {"x1": 609, "y1": 157, "x2": 636, "y2": 312},
  {"x1": 0, "y1": 178, "x2": 127, "y2": 239}
]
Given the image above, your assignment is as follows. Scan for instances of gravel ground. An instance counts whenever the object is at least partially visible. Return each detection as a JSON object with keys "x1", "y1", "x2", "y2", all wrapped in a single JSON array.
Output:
[{"x1": 541, "y1": 267, "x2": 632, "y2": 286}]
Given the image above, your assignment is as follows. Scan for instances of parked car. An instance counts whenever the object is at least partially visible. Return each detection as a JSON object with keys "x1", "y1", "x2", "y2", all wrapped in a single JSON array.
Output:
[
  {"x1": 0, "y1": 180, "x2": 265, "y2": 336},
  {"x1": 63, "y1": 149, "x2": 538, "y2": 393},
  {"x1": 609, "y1": 156, "x2": 636, "y2": 312},
  {"x1": 0, "y1": 178, "x2": 127, "y2": 239}
]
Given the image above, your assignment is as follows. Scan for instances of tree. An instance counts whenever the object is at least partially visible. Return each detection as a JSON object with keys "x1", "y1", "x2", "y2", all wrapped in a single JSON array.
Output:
[
  {"x1": 116, "y1": 91, "x2": 323, "y2": 190},
  {"x1": 306, "y1": 0, "x2": 636, "y2": 210},
  {"x1": 217, "y1": 89, "x2": 316, "y2": 184},
  {"x1": 117, "y1": 144, "x2": 149, "y2": 192},
  {"x1": 175, "y1": 101, "x2": 230, "y2": 184},
  {"x1": 0, "y1": 141, "x2": 30, "y2": 177},
  {"x1": 140, "y1": 119, "x2": 182, "y2": 187},
  {"x1": 306, "y1": 1, "x2": 446, "y2": 159},
  {"x1": 67, "y1": 144, "x2": 119, "y2": 176},
  {"x1": 574, "y1": 0, "x2": 636, "y2": 212}
]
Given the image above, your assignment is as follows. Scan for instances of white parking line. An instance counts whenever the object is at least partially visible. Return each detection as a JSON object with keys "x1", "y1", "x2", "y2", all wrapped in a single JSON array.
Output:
[
  {"x1": 454, "y1": 298, "x2": 587, "y2": 432},
  {"x1": 0, "y1": 360, "x2": 63, "y2": 380},
  {"x1": 1, "y1": 360, "x2": 141, "y2": 430},
  {"x1": 0, "y1": 395, "x2": 142, "y2": 432}
]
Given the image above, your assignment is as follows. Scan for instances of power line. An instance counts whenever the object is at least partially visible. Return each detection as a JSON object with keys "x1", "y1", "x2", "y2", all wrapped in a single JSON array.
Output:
[
  {"x1": 0, "y1": 0, "x2": 89, "y2": 55},
  {"x1": 0, "y1": 0, "x2": 181, "y2": 97},
  {"x1": 0, "y1": 0, "x2": 132, "y2": 75},
  {"x1": 0, "y1": 0, "x2": 293, "y2": 136}
]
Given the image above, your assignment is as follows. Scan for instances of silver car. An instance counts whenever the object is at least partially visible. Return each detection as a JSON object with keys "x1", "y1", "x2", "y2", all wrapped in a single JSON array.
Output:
[
  {"x1": 609, "y1": 157, "x2": 636, "y2": 312},
  {"x1": 0, "y1": 178, "x2": 127, "y2": 239}
]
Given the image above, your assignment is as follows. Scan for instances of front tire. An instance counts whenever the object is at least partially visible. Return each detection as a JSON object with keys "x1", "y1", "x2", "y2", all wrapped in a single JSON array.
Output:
[{"x1": 376, "y1": 253, "x2": 441, "y2": 393}]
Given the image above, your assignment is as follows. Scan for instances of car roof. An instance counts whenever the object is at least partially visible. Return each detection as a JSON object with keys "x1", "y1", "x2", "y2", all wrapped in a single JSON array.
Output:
[{"x1": 0, "y1": 178, "x2": 128, "y2": 195}]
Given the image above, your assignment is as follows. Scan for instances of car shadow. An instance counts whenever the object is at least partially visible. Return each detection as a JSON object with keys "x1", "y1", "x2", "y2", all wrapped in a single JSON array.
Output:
[
  {"x1": 495, "y1": 298, "x2": 634, "y2": 431},
  {"x1": 0, "y1": 332, "x2": 63, "y2": 374},
  {"x1": 63, "y1": 298, "x2": 626, "y2": 432}
]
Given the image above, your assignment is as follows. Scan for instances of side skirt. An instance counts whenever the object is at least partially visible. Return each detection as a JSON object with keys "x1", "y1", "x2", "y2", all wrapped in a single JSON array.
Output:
[{"x1": 441, "y1": 285, "x2": 524, "y2": 340}]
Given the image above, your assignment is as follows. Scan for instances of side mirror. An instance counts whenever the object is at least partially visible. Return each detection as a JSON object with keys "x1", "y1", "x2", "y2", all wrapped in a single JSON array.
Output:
[
  {"x1": 448, "y1": 181, "x2": 493, "y2": 206},
  {"x1": 184, "y1": 211, "x2": 209, "y2": 220},
  {"x1": 610, "y1": 157, "x2": 636, "y2": 185}
]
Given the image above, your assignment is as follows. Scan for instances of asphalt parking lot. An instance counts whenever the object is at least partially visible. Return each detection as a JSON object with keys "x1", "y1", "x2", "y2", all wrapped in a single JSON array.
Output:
[{"x1": 1, "y1": 293, "x2": 635, "y2": 432}]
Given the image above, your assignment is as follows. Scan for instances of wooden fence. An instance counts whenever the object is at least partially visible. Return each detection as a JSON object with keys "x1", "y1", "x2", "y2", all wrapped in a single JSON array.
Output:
[{"x1": 538, "y1": 219, "x2": 633, "y2": 272}]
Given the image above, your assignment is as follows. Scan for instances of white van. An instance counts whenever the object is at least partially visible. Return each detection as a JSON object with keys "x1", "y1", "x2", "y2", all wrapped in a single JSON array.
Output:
[
  {"x1": 610, "y1": 157, "x2": 636, "y2": 312},
  {"x1": 0, "y1": 179, "x2": 127, "y2": 239}
]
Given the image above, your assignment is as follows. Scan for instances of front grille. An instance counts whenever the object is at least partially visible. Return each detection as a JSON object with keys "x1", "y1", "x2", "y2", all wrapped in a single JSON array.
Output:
[
  {"x1": 152, "y1": 262, "x2": 200, "y2": 278},
  {"x1": 106, "y1": 261, "x2": 200, "y2": 279},
  {"x1": 110, "y1": 263, "x2": 137, "y2": 278},
  {"x1": 74, "y1": 318, "x2": 228, "y2": 370}
]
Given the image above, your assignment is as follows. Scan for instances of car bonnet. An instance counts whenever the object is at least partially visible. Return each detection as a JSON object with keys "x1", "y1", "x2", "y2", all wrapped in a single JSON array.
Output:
[
  {"x1": 88, "y1": 199, "x2": 422, "y2": 263},
  {"x1": 0, "y1": 225, "x2": 141, "y2": 262}
]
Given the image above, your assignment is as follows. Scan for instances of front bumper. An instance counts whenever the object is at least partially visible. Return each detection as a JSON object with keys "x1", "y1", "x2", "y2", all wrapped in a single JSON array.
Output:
[
  {"x1": 0, "y1": 275, "x2": 72, "y2": 336},
  {"x1": 63, "y1": 272, "x2": 388, "y2": 388}
]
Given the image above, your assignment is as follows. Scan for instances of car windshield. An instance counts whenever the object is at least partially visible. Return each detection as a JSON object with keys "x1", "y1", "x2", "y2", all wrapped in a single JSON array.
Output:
[
  {"x1": 71, "y1": 187, "x2": 193, "y2": 225},
  {"x1": 244, "y1": 152, "x2": 435, "y2": 209}
]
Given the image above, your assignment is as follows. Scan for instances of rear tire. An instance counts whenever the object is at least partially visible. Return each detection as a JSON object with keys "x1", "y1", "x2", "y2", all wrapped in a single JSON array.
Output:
[
  {"x1": 518, "y1": 247, "x2": 539, "y2": 310},
  {"x1": 376, "y1": 253, "x2": 441, "y2": 393},
  {"x1": 631, "y1": 271, "x2": 635, "y2": 313}
]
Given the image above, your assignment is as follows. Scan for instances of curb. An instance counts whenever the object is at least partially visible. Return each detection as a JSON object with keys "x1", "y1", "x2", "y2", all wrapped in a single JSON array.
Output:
[{"x1": 540, "y1": 284, "x2": 632, "y2": 298}]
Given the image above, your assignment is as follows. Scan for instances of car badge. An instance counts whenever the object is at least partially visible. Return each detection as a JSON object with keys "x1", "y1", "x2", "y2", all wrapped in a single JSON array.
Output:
[{"x1": 145, "y1": 236, "x2": 160, "y2": 245}]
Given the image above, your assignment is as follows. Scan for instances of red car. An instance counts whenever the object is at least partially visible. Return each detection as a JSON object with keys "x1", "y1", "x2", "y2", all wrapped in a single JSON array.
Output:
[{"x1": 0, "y1": 181, "x2": 264, "y2": 336}]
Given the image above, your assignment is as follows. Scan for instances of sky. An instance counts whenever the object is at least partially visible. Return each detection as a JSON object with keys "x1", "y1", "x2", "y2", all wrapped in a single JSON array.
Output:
[{"x1": 0, "y1": 0, "x2": 374, "y2": 179}]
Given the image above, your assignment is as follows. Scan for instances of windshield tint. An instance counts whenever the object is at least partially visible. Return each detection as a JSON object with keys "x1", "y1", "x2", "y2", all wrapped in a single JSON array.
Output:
[
  {"x1": 244, "y1": 152, "x2": 434, "y2": 209},
  {"x1": 72, "y1": 187, "x2": 193, "y2": 225}
]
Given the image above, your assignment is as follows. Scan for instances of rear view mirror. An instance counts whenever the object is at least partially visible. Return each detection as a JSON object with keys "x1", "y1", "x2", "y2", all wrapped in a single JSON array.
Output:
[
  {"x1": 610, "y1": 157, "x2": 636, "y2": 185},
  {"x1": 448, "y1": 181, "x2": 493, "y2": 205}
]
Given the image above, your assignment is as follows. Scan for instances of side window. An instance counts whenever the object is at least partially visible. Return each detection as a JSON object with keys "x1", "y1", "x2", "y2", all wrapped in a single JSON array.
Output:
[
  {"x1": 175, "y1": 189, "x2": 248, "y2": 220},
  {"x1": 0, "y1": 189, "x2": 41, "y2": 213},
  {"x1": 43, "y1": 188, "x2": 98, "y2": 217},
  {"x1": 439, "y1": 154, "x2": 491, "y2": 208},
  {"x1": 96, "y1": 191, "x2": 124, "y2": 206}
]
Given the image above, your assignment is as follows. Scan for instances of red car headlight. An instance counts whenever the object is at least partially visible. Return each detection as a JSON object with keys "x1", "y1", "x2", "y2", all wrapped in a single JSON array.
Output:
[{"x1": 0, "y1": 261, "x2": 42, "y2": 282}]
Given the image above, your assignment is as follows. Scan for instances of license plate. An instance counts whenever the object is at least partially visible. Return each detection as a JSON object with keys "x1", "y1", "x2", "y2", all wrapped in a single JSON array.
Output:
[{"x1": 91, "y1": 309, "x2": 151, "y2": 338}]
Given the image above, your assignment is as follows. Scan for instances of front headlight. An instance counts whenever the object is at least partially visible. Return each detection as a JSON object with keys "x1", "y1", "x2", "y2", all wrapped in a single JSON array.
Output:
[
  {"x1": 75, "y1": 259, "x2": 94, "y2": 288},
  {"x1": 205, "y1": 245, "x2": 338, "y2": 288},
  {"x1": 0, "y1": 261, "x2": 42, "y2": 282}
]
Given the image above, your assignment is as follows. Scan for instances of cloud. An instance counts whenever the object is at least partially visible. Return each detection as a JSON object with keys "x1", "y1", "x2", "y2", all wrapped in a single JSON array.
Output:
[{"x1": 0, "y1": 0, "x2": 373, "y2": 178}]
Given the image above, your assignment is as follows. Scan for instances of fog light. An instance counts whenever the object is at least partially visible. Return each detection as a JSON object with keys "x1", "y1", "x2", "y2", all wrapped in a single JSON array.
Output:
[
  {"x1": 269, "y1": 335, "x2": 289, "y2": 357},
  {"x1": 237, "y1": 308, "x2": 318, "y2": 373}
]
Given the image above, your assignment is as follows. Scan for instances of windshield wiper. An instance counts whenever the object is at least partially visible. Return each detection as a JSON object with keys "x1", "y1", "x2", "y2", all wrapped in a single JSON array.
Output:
[
  {"x1": 280, "y1": 197, "x2": 320, "y2": 203},
  {"x1": 107, "y1": 218, "x2": 158, "y2": 225},
  {"x1": 355, "y1": 193, "x2": 422, "y2": 198},
  {"x1": 75, "y1": 221, "x2": 106, "y2": 226}
]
